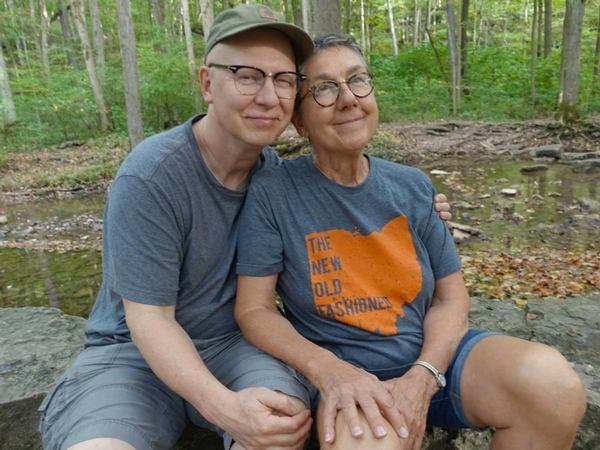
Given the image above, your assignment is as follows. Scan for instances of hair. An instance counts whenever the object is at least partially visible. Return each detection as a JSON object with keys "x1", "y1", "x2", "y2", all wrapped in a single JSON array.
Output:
[
  {"x1": 298, "y1": 33, "x2": 368, "y2": 72},
  {"x1": 295, "y1": 33, "x2": 370, "y2": 113}
]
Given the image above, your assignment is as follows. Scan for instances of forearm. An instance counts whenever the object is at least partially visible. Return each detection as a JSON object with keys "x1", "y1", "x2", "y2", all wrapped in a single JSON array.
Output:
[
  {"x1": 418, "y1": 272, "x2": 470, "y2": 373},
  {"x1": 237, "y1": 301, "x2": 340, "y2": 387},
  {"x1": 124, "y1": 300, "x2": 233, "y2": 426}
]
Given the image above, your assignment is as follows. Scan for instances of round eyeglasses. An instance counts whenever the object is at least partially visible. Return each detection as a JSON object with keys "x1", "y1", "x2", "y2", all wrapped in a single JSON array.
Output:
[
  {"x1": 208, "y1": 63, "x2": 306, "y2": 100},
  {"x1": 300, "y1": 72, "x2": 375, "y2": 107}
]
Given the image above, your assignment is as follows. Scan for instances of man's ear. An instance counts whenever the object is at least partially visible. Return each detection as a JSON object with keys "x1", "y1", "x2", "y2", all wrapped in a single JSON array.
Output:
[
  {"x1": 199, "y1": 66, "x2": 214, "y2": 104},
  {"x1": 292, "y1": 112, "x2": 308, "y2": 138}
]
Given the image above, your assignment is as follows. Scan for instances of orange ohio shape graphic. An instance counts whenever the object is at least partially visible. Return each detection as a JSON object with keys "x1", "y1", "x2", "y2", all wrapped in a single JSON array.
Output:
[{"x1": 305, "y1": 215, "x2": 422, "y2": 335}]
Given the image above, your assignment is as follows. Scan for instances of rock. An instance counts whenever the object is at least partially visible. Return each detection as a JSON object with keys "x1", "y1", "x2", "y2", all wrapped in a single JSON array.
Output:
[
  {"x1": 520, "y1": 164, "x2": 549, "y2": 173},
  {"x1": 500, "y1": 188, "x2": 517, "y2": 196},
  {"x1": 572, "y1": 158, "x2": 600, "y2": 173},
  {"x1": 1, "y1": 298, "x2": 600, "y2": 450},
  {"x1": 530, "y1": 144, "x2": 563, "y2": 159},
  {"x1": 0, "y1": 215, "x2": 7, "y2": 225},
  {"x1": 453, "y1": 201, "x2": 479, "y2": 210},
  {"x1": 563, "y1": 152, "x2": 600, "y2": 161},
  {"x1": 577, "y1": 198, "x2": 600, "y2": 213}
]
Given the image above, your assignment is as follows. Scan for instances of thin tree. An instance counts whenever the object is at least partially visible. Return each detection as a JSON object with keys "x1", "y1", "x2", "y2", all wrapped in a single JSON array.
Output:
[
  {"x1": 446, "y1": 1, "x2": 460, "y2": 115},
  {"x1": 291, "y1": 0, "x2": 303, "y2": 27},
  {"x1": 544, "y1": 0, "x2": 552, "y2": 57},
  {"x1": 181, "y1": 0, "x2": 203, "y2": 112},
  {"x1": 413, "y1": 0, "x2": 421, "y2": 46},
  {"x1": 151, "y1": 0, "x2": 166, "y2": 26},
  {"x1": 116, "y1": 0, "x2": 144, "y2": 149},
  {"x1": 199, "y1": 0, "x2": 214, "y2": 39},
  {"x1": 39, "y1": 0, "x2": 50, "y2": 73},
  {"x1": 70, "y1": 0, "x2": 110, "y2": 131},
  {"x1": 0, "y1": 43, "x2": 17, "y2": 127},
  {"x1": 460, "y1": 0, "x2": 469, "y2": 92},
  {"x1": 387, "y1": 0, "x2": 398, "y2": 55},
  {"x1": 302, "y1": 0, "x2": 312, "y2": 34},
  {"x1": 314, "y1": 0, "x2": 341, "y2": 35},
  {"x1": 55, "y1": 0, "x2": 79, "y2": 69},
  {"x1": 360, "y1": 0, "x2": 366, "y2": 49},
  {"x1": 531, "y1": 0, "x2": 538, "y2": 105},
  {"x1": 594, "y1": 2, "x2": 600, "y2": 83},
  {"x1": 557, "y1": 0, "x2": 586, "y2": 126},
  {"x1": 88, "y1": 0, "x2": 105, "y2": 69}
]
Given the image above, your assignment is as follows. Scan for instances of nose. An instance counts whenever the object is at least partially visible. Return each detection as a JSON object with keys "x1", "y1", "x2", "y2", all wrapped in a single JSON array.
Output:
[
  {"x1": 337, "y1": 82, "x2": 358, "y2": 108},
  {"x1": 254, "y1": 76, "x2": 280, "y2": 107}
]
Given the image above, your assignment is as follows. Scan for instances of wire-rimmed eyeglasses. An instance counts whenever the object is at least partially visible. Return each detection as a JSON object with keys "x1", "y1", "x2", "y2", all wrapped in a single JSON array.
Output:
[
  {"x1": 300, "y1": 72, "x2": 375, "y2": 107},
  {"x1": 208, "y1": 63, "x2": 306, "y2": 100}
]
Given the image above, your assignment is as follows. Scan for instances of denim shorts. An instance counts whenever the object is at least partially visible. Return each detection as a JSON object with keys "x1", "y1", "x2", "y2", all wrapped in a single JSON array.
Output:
[
  {"x1": 38, "y1": 332, "x2": 310, "y2": 450},
  {"x1": 304, "y1": 329, "x2": 498, "y2": 432}
]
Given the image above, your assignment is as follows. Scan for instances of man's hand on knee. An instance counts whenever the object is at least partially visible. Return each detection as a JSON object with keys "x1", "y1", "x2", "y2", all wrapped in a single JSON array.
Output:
[{"x1": 223, "y1": 387, "x2": 312, "y2": 450}]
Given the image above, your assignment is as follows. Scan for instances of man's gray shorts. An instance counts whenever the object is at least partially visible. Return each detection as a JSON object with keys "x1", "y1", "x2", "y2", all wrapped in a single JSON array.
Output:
[{"x1": 39, "y1": 332, "x2": 310, "y2": 450}]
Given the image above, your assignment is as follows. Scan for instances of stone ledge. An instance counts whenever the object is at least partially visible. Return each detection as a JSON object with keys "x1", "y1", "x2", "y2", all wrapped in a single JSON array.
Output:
[{"x1": 1, "y1": 296, "x2": 599, "y2": 449}]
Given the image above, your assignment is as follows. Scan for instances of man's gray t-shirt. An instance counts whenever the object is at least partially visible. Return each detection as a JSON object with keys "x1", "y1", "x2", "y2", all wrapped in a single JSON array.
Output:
[
  {"x1": 236, "y1": 155, "x2": 461, "y2": 372},
  {"x1": 85, "y1": 115, "x2": 280, "y2": 349}
]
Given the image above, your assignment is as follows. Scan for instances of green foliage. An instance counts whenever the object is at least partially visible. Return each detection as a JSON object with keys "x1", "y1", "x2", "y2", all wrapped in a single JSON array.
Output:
[{"x1": 370, "y1": 39, "x2": 600, "y2": 123}]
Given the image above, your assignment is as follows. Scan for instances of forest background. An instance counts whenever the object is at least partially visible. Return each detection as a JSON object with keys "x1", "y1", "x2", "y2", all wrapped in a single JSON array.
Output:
[{"x1": 0, "y1": 0, "x2": 599, "y2": 174}]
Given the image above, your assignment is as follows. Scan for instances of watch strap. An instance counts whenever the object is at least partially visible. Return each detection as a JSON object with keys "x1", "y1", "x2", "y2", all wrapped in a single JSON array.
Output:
[{"x1": 412, "y1": 360, "x2": 445, "y2": 387}]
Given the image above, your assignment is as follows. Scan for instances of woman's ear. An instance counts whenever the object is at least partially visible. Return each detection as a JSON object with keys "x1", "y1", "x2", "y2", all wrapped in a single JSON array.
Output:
[
  {"x1": 292, "y1": 112, "x2": 309, "y2": 138},
  {"x1": 199, "y1": 66, "x2": 213, "y2": 105}
]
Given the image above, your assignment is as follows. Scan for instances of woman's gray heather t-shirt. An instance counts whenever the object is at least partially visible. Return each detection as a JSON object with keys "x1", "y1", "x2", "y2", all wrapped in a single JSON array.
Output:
[
  {"x1": 85, "y1": 115, "x2": 280, "y2": 349},
  {"x1": 236, "y1": 155, "x2": 461, "y2": 372}
]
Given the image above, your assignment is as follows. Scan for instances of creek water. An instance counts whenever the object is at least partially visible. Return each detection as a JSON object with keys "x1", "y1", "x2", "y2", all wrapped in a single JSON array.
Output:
[{"x1": 1, "y1": 160, "x2": 598, "y2": 318}]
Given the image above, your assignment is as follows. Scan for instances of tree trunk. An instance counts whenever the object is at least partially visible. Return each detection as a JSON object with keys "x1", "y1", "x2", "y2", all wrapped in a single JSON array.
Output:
[
  {"x1": 424, "y1": 0, "x2": 432, "y2": 41},
  {"x1": 151, "y1": 0, "x2": 166, "y2": 27},
  {"x1": 387, "y1": 0, "x2": 398, "y2": 55},
  {"x1": 345, "y1": 0, "x2": 351, "y2": 33},
  {"x1": 537, "y1": 0, "x2": 542, "y2": 56},
  {"x1": 360, "y1": 0, "x2": 366, "y2": 49},
  {"x1": 57, "y1": 0, "x2": 79, "y2": 69},
  {"x1": 314, "y1": 0, "x2": 341, "y2": 35},
  {"x1": 594, "y1": 3, "x2": 600, "y2": 82},
  {"x1": 460, "y1": 0, "x2": 469, "y2": 90},
  {"x1": 302, "y1": 0, "x2": 312, "y2": 35},
  {"x1": 446, "y1": 1, "x2": 460, "y2": 115},
  {"x1": 88, "y1": 0, "x2": 105, "y2": 69},
  {"x1": 115, "y1": 0, "x2": 144, "y2": 149},
  {"x1": 531, "y1": 0, "x2": 537, "y2": 105},
  {"x1": 39, "y1": 0, "x2": 50, "y2": 73},
  {"x1": 70, "y1": 0, "x2": 110, "y2": 131},
  {"x1": 291, "y1": 0, "x2": 303, "y2": 27},
  {"x1": 0, "y1": 43, "x2": 17, "y2": 127},
  {"x1": 199, "y1": 0, "x2": 214, "y2": 40},
  {"x1": 544, "y1": 0, "x2": 552, "y2": 57},
  {"x1": 413, "y1": 0, "x2": 420, "y2": 46},
  {"x1": 181, "y1": 0, "x2": 203, "y2": 112},
  {"x1": 557, "y1": 0, "x2": 586, "y2": 126}
]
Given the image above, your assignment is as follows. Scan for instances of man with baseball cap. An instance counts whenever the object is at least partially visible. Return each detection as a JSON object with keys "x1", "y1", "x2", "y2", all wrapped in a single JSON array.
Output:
[{"x1": 38, "y1": 5, "x2": 450, "y2": 450}]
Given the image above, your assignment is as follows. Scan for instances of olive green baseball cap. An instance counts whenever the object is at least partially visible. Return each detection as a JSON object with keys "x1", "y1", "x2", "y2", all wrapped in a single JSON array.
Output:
[{"x1": 204, "y1": 4, "x2": 314, "y2": 62}]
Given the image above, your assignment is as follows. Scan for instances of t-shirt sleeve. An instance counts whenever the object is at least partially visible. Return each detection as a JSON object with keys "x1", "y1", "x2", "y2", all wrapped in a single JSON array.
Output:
[
  {"x1": 237, "y1": 176, "x2": 284, "y2": 277},
  {"x1": 412, "y1": 172, "x2": 461, "y2": 280},
  {"x1": 103, "y1": 175, "x2": 182, "y2": 305}
]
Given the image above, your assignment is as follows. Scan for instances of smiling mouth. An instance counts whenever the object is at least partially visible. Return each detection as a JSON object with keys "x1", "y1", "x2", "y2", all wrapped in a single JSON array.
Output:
[{"x1": 335, "y1": 117, "x2": 363, "y2": 125}]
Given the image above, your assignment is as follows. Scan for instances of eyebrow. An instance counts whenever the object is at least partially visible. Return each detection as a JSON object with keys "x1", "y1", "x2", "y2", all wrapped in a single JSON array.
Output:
[{"x1": 311, "y1": 64, "x2": 367, "y2": 82}]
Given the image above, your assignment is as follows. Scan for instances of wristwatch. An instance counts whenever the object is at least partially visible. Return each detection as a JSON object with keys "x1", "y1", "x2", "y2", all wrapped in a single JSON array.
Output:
[{"x1": 412, "y1": 360, "x2": 447, "y2": 389}]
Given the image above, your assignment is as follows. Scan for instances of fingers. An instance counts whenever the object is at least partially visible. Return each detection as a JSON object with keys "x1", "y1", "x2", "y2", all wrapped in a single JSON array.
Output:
[
  {"x1": 319, "y1": 399, "x2": 338, "y2": 444},
  {"x1": 259, "y1": 389, "x2": 304, "y2": 416}
]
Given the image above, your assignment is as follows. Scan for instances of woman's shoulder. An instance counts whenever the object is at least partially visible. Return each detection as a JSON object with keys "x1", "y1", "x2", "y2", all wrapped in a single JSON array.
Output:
[
  {"x1": 253, "y1": 155, "x2": 310, "y2": 180},
  {"x1": 370, "y1": 155, "x2": 429, "y2": 181}
]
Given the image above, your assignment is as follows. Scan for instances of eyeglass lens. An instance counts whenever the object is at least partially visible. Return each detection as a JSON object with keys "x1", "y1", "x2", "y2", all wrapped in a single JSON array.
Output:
[
  {"x1": 311, "y1": 73, "x2": 374, "y2": 107},
  {"x1": 232, "y1": 67, "x2": 300, "y2": 99}
]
